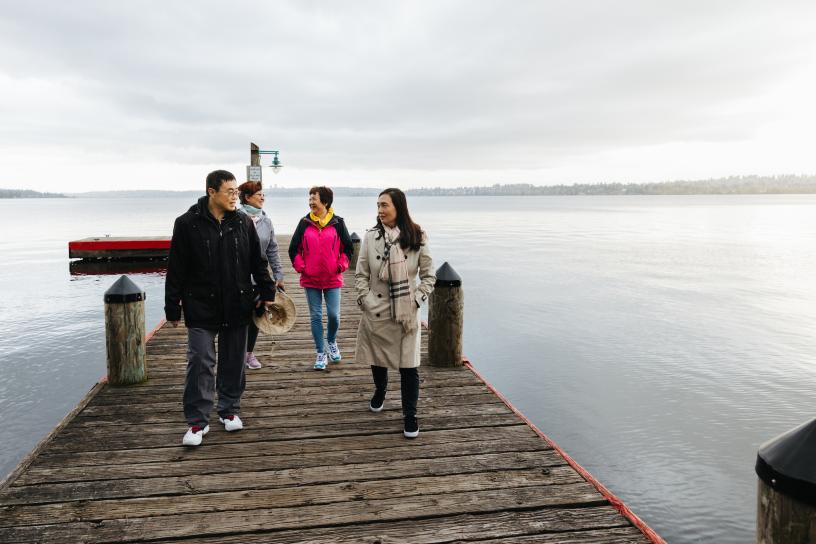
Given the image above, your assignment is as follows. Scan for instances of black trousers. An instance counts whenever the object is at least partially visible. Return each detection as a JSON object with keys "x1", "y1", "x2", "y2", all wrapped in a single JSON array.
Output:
[
  {"x1": 184, "y1": 326, "x2": 247, "y2": 427},
  {"x1": 371, "y1": 366, "x2": 419, "y2": 417},
  {"x1": 246, "y1": 321, "x2": 259, "y2": 352}
]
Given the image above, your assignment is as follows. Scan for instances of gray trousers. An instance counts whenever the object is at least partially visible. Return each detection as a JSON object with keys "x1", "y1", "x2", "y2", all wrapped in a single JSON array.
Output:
[{"x1": 184, "y1": 326, "x2": 248, "y2": 427}]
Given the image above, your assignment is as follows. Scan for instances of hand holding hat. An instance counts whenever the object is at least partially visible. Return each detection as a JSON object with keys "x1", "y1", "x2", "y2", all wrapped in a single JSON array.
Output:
[{"x1": 253, "y1": 288, "x2": 297, "y2": 335}]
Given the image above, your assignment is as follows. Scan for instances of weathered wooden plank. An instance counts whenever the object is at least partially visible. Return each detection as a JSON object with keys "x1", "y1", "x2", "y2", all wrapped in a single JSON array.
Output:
[
  {"x1": 32, "y1": 424, "x2": 539, "y2": 469},
  {"x1": 76, "y1": 386, "x2": 496, "y2": 417},
  {"x1": 0, "y1": 483, "x2": 606, "y2": 543},
  {"x1": 64, "y1": 402, "x2": 511, "y2": 436},
  {"x1": 96, "y1": 364, "x2": 469, "y2": 391},
  {"x1": 44, "y1": 414, "x2": 523, "y2": 454},
  {"x1": 143, "y1": 507, "x2": 640, "y2": 544},
  {"x1": 89, "y1": 374, "x2": 478, "y2": 401},
  {"x1": 55, "y1": 401, "x2": 511, "y2": 438},
  {"x1": 73, "y1": 395, "x2": 505, "y2": 427},
  {"x1": 17, "y1": 434, "x2": 550, "y2": 485},
  {"x1": 0, "y1": 450, "x2": 566, "y2": 505},
  {"x1": 2, "y1": 467, "x2": 581, "y2": 527},
  {"x1": 86, "y1": 377, "x2": 477, "y2": 405},
  {"x1": 43, "y1": 405, "x2": 520, "y2": 453}
]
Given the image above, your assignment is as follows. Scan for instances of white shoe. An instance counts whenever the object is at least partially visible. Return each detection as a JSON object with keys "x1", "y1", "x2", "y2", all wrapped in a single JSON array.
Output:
[
  {"x1": 219, "y1": 415, "x2": 243, "y2": 432},
  {"x1": 182, "y1": 424, "x2": 209, "y2": 446},
  {"x1": 313, "y1": 352, "x2": 328, "y2": 370},
  {"x1": 327, "y1": 342, "x2": 342, "y2": 362}
]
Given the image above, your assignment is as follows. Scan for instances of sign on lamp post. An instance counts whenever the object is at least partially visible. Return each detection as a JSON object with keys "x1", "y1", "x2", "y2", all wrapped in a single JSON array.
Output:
[{"x1": 247, "y1": 165, "x2": 262, "y2": 183}]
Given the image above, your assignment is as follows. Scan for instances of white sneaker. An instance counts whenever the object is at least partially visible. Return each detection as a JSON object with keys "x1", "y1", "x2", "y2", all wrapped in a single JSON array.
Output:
[
  {"x1": 219, "y1": 415, "x2": 243, "y2": 432},
  {"x1": 327, "y1": 342, "x2": 342, "y2": 362},
  {"x1": 313, "y1": 352, "x2": 328, "y2": 370},
  {"x1": 182, "y1": 424, "x2": 209, "y2": 446}
]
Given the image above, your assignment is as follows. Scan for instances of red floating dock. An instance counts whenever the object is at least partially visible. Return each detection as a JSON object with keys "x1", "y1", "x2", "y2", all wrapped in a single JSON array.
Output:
[{"x1": 68, "y1": 237, "x2": 171, "y2": 260}]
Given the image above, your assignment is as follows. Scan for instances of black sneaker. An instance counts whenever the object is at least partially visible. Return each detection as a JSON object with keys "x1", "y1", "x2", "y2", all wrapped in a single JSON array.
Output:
[
  {"x1": 369, "y1": 389, "x2": 386, "y2": 412},
  {"x1": 403, "y1": 415, "x2": 419, "y2": 438}
]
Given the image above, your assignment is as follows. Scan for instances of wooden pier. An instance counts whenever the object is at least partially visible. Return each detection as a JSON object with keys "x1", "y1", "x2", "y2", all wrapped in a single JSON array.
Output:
[{"x1": 0, "y1": 239, "x2": 659, "y2": 543}]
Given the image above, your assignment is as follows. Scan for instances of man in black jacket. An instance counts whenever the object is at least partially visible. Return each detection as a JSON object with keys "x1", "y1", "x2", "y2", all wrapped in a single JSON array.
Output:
[{"x1": 165, "y1": 170, "x2": 276, "y2": 446}]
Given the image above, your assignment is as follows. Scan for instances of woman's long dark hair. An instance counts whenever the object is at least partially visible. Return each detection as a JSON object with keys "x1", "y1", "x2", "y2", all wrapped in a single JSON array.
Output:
[{"x1": 376, "y1": 188, "x2": 424, "y2": 251}]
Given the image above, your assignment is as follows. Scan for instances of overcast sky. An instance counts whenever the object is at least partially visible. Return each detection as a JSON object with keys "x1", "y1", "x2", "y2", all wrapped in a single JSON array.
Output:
[{"x1": 2, "y1": 1, "x2": 816, "y2": 192}]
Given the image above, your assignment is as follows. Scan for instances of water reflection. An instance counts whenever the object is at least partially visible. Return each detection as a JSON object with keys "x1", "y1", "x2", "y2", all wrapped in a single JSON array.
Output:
[
  {"x1": 69, "y1": 259, "x2": 168, "y2": 276},
  {"x1": 3, "y1": 195, "x2": 816, "y2": 544}
]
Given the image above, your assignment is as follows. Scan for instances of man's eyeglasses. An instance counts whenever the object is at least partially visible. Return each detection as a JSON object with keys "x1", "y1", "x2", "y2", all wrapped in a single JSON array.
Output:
[{"x1": 220, "y1": 189, "x2": 240, "y2": 197}]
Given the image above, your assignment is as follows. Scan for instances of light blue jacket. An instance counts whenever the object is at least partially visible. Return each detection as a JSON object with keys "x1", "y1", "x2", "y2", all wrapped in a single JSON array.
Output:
[{"x1": 240, "y1": 207, "x2": 284, "y2": 282}]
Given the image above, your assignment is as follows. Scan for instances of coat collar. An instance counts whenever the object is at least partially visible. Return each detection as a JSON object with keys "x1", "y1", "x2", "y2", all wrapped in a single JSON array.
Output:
[{"x1": 193, "y1": 195, "x2": 239, "y2": 226}]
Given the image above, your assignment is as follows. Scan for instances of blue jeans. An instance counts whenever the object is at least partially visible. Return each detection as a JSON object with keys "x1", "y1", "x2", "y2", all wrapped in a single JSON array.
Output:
[{"x1": 304, "y1": 287, "x2": 340, "y2": 353}]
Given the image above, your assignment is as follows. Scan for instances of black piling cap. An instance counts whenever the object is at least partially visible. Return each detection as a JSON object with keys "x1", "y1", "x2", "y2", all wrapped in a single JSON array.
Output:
[
  {"x1": 755, "y1": 418, "x2": 816, "y2": 505},
  {"x1": 351, "y1": 232, "x2": 361, "y2": 243},
  {"x1": 435, "y1": 262, "x2": 462, "y2": 287},
  {"x1": 104, "y1": 275, "x2": 146, "y2": 304}
]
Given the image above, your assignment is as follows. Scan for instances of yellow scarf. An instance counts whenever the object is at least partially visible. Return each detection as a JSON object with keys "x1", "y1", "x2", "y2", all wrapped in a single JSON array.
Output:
[{"x1": 309, "y1": 207, "x2": 334, "y2": 228}]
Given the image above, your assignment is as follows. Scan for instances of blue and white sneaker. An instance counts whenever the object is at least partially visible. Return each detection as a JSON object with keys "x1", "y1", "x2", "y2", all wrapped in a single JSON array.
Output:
[
  {"x1": 313, "y1": 352, "x2": 328, "y2": 370},
  {"x1": 327, "y1": 342, "x2": 342, "y2": 363}
]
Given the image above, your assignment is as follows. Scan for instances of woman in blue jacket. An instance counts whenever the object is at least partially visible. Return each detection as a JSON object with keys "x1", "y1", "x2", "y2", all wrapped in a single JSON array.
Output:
[{"x1": 238, "y1": 181, "x2": 285, "y2": 369}]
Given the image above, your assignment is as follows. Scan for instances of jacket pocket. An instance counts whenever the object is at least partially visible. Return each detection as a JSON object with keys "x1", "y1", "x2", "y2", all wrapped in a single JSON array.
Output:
[
  {"x1": 182, "y1": 289, "x2": 218, "y2": 325},
  {"x1": 362, "y1": 290, "x2": 390, "y2": 320},
  {"x1": 238, "y1": 287, "x2": 255, "y2": 319},
  {"x1": 303, "y1": 256, "x2": 317, "y2": 280}
]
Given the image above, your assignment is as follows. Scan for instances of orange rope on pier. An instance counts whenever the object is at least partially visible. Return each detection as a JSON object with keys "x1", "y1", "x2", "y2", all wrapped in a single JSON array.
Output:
[
  {"x1": 463, "y1": 358, "x2": 666, "y2": 544},
  {"x1": 145, "y1": 318, "x2": 166, "y2": 343}
]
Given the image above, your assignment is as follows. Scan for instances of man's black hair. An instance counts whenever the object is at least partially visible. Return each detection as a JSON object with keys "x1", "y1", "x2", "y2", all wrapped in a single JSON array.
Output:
[{"x1": 205, "y1": 170, "x2": 236, "y2": 194}]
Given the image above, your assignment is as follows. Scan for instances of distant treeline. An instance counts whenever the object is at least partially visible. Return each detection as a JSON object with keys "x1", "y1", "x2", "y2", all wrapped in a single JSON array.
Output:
[
  {"x1": 6, "y1": 175, "x2": 816, "y2": 198},
  {"x1": 0, "y1": 188, "x2": 66, "y2": 198},
  {"x1": 406, "y1": 175, "x2": 816, "y2": 196}
]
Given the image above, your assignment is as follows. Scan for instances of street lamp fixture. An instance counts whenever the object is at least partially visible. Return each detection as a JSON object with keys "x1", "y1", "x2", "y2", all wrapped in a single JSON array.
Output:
[{"x1": 258, "y1": 150, "x2": 282, "y2": 174}]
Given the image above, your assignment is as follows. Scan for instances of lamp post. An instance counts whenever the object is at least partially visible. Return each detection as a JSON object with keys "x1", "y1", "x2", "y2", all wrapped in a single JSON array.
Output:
[{"x1": 248, "y1": 143, "x2": 283, "y2": 183}]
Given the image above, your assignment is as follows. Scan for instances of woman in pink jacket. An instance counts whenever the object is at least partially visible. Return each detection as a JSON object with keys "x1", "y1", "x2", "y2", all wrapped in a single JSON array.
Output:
[{"x1": 288, "y1": 186, "x2": 354, "y2": 370}]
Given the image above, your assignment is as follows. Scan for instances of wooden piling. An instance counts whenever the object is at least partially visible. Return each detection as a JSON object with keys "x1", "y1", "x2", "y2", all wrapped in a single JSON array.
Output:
[
  {"x1": 428, "y1": 261, "x2": 463, "y2": 367},
  {"x1": 756, "y1": 418, "x2": 816, "y2": 543},
  {"x1": 757, "y1": 480, "x2": 816, "y2": 543},
  {"x1": 349, "y1": 231, "x2": 361, "y2": 270},
  {"x1": 103, "y1": 275, "x2": 147, "y2": 385}
]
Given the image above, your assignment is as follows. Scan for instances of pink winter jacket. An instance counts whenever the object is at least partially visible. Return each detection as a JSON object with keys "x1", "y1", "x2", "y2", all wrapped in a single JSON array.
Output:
[{"x1": 288, "y1": 215, "x2": 353, "y2": 289}]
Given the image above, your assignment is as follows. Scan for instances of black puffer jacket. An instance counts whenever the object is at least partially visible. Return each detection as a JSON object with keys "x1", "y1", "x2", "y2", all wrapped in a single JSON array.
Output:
[{"x1": 164, "y1": 196, "x2": 276, "y2": 329}]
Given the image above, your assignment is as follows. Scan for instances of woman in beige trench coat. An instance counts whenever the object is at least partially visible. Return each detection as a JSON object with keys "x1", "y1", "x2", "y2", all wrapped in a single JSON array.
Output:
[{"x1": 355, "y1": 188, "x2": 436, "y2": 438}]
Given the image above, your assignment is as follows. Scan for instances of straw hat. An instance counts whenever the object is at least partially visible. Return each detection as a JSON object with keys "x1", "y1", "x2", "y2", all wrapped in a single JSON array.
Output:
[{"x1": 253, "y1": 289, "x2": 297, "y2": 335}]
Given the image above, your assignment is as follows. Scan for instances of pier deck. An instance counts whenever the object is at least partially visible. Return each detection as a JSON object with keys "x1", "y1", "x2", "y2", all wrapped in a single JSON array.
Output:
[{"x1": 0, "y1": 239, "x2": 655, "y2": 543}]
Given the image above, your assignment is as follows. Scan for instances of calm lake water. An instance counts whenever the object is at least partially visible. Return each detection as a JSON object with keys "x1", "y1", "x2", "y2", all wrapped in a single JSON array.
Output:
[{"x1": 2, "y1": 194, "x2": 816, "y2": 543}]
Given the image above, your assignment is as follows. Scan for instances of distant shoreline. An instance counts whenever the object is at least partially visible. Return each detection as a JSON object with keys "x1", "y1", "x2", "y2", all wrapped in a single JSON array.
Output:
[
  {"x1": 0, "y1": 189, "x2": 68, "y2": 199},
  {"x1": 3, "y1": 175, "x2": 816, "y2": 198}
]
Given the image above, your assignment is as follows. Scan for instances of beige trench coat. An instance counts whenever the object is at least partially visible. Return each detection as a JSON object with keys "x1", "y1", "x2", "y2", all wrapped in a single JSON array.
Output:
[{"x1": 354, "y1": 228, "x2": 436, "y2": 369}]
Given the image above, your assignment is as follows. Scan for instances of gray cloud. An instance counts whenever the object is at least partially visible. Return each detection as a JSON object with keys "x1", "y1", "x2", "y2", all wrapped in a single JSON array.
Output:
[{"x1": 1, "y1": 0, "x2": 815, "y2": 186}]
